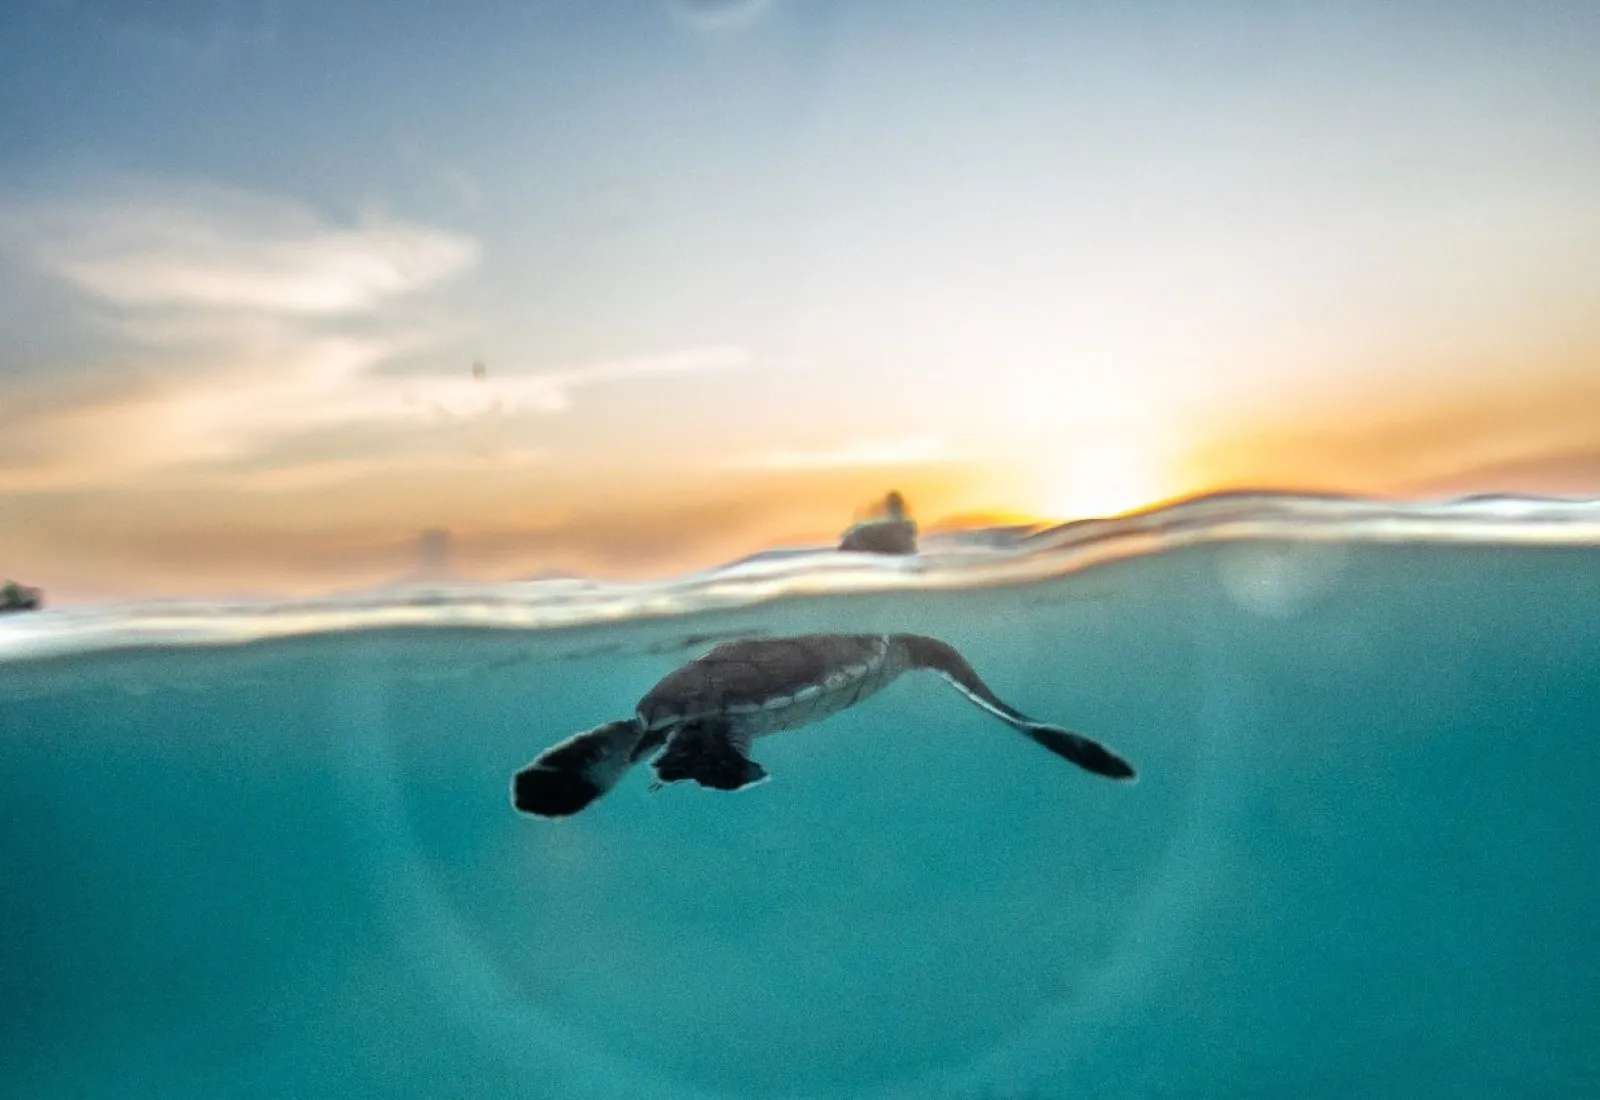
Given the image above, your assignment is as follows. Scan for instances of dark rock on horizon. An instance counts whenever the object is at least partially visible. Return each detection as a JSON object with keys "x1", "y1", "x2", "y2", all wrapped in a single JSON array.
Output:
[
  {"x1": 1, "y1": 580, "x2": 43, "y2": 613},
  {"x1": 839, "y1": 490, "x2": 919, "y2": 555}
]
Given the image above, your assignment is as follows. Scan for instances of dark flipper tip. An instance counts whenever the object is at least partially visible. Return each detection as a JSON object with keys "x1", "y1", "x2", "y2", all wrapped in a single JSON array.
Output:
[
  {"x1": 512, "y1": 765, "x2": 603, "y2": 817},
  {"x1": 1029, "y1": 726, "x2": 1138, "y2": 782},
  {"x1": 1098, "y1": 753, "x2": 1138, "y2": 783}
]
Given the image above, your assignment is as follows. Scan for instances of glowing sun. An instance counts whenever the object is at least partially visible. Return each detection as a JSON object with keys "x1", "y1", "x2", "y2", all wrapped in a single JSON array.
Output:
[{"x1": 1035, "y1": 441, "x2": 1176, "y2": 521}]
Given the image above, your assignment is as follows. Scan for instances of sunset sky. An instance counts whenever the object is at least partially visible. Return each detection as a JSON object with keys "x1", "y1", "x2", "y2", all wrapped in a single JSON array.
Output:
[{"x1": 2, "y1": 1, "x2": 1598, "y2": 601}]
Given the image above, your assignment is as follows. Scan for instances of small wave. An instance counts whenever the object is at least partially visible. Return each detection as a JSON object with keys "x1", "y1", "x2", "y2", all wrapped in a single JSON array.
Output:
[{"x1": 3, "y1": 492, "x2": 1598, "y2": 662}]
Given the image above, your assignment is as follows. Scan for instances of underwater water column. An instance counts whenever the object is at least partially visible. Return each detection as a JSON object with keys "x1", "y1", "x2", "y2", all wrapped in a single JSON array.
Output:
[{"x1": 2, "y1": 536, "x2": 1598, "y2": 1099}]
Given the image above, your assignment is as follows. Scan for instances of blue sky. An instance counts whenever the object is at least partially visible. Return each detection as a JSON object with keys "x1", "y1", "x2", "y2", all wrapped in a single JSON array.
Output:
[{"x1": 2, "y1": 1, "x2": 1599, "y2": 598}]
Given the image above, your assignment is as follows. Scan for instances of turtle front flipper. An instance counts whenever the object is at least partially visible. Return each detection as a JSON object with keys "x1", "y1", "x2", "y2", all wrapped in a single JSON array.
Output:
[
  {"x1": 892, "y1": 633, "x2": 1137, "y2": 781},
  {"x1": 652, "y1": 718, "x2": 769, "y2": 792},
  {"x1": 512, "y1": 718, "x2": 647, "y2": 817}
]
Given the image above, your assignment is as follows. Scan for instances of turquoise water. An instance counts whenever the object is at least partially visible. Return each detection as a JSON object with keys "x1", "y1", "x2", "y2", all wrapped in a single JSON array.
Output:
[{"x1": 3, "y1": 532, "x2": 1599, "y2": 1098}]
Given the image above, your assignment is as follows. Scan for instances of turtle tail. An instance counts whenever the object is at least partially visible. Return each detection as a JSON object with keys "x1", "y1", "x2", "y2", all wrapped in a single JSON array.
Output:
[
  {"x1": 512, "y1": 718, "x2": 648, "y2": 817},
  {"x1": 891, "y1": 634, "x2": 1137, "y2": 782}
]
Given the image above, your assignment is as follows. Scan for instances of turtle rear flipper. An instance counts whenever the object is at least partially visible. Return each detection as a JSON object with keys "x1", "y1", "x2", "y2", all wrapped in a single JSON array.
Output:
[
  {"x1": 653, "y1": 719, "x2": 769, "y2": 792},
  {"x1": 512, "y1": 718, "x2": 645, "y2": 817}
]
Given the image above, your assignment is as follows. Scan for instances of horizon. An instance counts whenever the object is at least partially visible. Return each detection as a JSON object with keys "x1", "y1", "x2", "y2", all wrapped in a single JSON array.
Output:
[
  {"x1": 3, "y1": 2, "x2": 1598, "y2": 601},
  {"x1": 7, "y1": 485, "x2": 1597, "y2": 609}
]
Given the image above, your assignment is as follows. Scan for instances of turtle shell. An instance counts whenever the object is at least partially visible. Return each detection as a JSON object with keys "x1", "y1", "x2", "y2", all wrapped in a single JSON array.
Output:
[{"x1": 636, "y1": 633, "x2": 907, "y2": 737}]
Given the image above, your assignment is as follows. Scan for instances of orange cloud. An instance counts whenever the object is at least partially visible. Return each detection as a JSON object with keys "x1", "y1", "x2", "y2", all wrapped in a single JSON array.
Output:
[
  {"x1": 0, "y1": 181, "x2": 757, "y2": 497},
  {"x1": 0, "y1": 456, "x2": 1002, "y2": 602},
  {"x1": 1179, "y1": 368, "x2": 1600, "y2": 500}
]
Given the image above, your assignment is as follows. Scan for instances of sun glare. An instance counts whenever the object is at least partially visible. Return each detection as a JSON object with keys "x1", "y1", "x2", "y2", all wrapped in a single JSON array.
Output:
[{"x1": 1036, "y1": 442, "x2": 1176, "y2": 521}]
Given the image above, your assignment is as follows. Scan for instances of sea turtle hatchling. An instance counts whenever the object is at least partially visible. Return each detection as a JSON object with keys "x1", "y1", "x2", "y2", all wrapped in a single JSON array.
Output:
[{"x1": 511, "y1": 632, "x2": 1136, "y2": 817}]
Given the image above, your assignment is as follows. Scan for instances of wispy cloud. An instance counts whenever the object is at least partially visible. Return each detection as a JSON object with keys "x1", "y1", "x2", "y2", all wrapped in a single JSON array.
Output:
[
  {"x1": 0, "y1": 333, "x2": 750, "y2": 492},
  {"x1": 223, "y1": 345, "x2": 750, "y2": 447},
  {"x1": 0, "y1": 179, "x2": 752, "y2": 492},
  {"x1": 381, "y1": 347, "x2": 752, "y2": 421},
  {"x1": 744, "y1": 435, "x2": 949, "y2": 469},
  {"x1": 15, "y1": 185, "x2": 477, "y2": 314}
]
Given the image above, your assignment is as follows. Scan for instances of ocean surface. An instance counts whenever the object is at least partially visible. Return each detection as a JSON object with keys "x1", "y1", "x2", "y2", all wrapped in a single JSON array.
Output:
[{"x1": 3, "y1": 497, "x2": 1599, "y2": 1100}]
